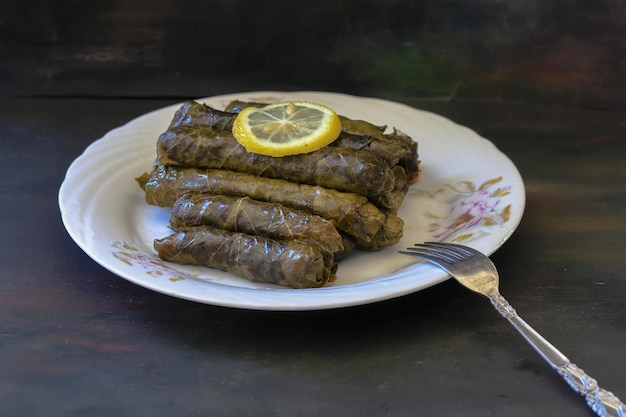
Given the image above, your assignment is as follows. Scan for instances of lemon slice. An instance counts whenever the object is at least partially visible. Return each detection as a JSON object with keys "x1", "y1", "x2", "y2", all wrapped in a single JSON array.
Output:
[{"x1": 232, "y1": 101, "x2": 342, "y2": 157}]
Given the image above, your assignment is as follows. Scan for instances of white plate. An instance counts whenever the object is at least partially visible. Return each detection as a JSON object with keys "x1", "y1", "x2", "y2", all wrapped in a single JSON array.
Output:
[{"x1": 59, "y1": 91, "x2": 525, "y2": 310}]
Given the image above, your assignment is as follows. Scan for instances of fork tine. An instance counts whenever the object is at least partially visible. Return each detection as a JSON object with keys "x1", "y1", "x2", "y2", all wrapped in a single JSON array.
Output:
[
  {"x1": 402, "y1": 247, "x2": 456, "y2": 263},
  {"x1": 411, "y1": 243, "x2": 465, "y2": 262},
  {"x1": 399, "y1": 247, "x2": 456, "y2": 268},
  {"x1": 424, "y1": 241, "x2": 474, "y2": 252},
  {"x1": 416, "y1": 242, "x2": 477, "y2": 259}
]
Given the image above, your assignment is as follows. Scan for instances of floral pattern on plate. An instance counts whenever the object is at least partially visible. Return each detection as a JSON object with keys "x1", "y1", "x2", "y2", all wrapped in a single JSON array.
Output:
[
  {"x1": 111, "y1": 241, "x2": 192, "y2": 282},
  {"x1": 421, "y1": 176, "x2": 512, "y2": 243}
]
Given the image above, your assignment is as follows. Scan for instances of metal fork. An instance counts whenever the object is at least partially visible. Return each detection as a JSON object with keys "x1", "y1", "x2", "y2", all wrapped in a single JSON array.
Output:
[{"x1": 400, "y1": 242, "x2": 625, "y2": 417}]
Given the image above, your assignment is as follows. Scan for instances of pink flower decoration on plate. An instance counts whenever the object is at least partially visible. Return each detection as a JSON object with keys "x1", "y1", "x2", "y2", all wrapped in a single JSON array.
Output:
[{"x1": 425, "y1": 176, "x2": 512, "y2": 243}]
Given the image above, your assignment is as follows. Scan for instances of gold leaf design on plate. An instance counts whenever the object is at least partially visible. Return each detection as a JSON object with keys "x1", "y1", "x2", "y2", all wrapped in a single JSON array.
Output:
[{"x1": 110, "y1": 241, "x2": 195, "y2": 282}]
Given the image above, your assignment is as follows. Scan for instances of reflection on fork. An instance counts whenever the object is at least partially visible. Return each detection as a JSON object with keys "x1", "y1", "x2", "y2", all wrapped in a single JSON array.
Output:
[{"x1": 400, "y1": 242, "x2": 626, "y2": 417}]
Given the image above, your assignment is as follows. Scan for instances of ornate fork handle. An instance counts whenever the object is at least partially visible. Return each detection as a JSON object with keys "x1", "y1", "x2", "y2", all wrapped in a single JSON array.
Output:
[{"x1": 489, "y1": 293, "x2": 626, "y2": 417}]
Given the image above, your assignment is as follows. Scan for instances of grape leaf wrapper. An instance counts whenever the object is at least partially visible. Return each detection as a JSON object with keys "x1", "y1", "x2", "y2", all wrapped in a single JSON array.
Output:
[{"x1": 154, "y1": 226, "x2": 336, "y2": 289}]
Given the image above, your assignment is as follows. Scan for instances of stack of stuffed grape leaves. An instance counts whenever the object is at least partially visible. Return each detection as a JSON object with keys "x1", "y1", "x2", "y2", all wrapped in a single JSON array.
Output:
[{"x1": 137, "y1": 99, "x2": 420, "y2": 289}]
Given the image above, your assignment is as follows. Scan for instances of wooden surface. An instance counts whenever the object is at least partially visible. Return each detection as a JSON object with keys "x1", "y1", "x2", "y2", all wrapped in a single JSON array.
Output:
[
  {"x1": 2, "y1": 0, "x2": 625, "y2": 109},
  {"x1": 1, "y1": 97, "x2": 624, "y2": 416}
]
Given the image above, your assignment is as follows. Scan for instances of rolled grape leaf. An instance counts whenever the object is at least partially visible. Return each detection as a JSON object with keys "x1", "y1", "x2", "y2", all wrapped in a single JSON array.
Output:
[
  {"x1": 336, "y1": 234, "x2": 357, "y2": 262},
  {"x1": 170, "y1": 193, "x2": 344, "y2": 255},
  {"x1": 136, "y1": 165, "x2": 393, "y2": 246},
  {"x1": 224, "y1": 100, "x2": 267, "y2": 113},
  {"x1": 182, "y1": 100, "x2": 419, "y2": 179},
  {"x1": 168, "y1": 100, "x2": 236, "y2": 131},
  {"x1": 221, "y1": 100, "x2": 419, "y2": 180},
  {"x1": 338, "y1": 115, "x2": 387, "y2": 138},
  {"x1": 373, "y1": 166, "x2": 410, "y2": 214},
  {"x1": 336, "y1": 129, "x2": 419, "y2": 183},
  {"x1": 154, "y1": 226, "x2": 336, "y2": 289},
  {"x1": 336, "y1": 116, "x2": 419, "y2": 183},
  {"x1": 384, "y1": 129, "x2": 420, "y2": 183},
  {"x1": 354, "y1": 213, "x2": 404, "y2": 250},
  {"x1": 157, "y1": 126, "x2": 396, "y2": 199}
]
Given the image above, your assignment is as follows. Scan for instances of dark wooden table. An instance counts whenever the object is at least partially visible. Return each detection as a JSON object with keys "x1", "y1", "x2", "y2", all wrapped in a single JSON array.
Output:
[{"x1": 1, "y1": 96, "x2": 624, "y2": 417}]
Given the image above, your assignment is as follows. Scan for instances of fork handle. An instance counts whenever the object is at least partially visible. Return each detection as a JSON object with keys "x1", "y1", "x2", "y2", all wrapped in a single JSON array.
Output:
[{"x1": 489, "y1": 294, "x2": 626, "y2": 417}]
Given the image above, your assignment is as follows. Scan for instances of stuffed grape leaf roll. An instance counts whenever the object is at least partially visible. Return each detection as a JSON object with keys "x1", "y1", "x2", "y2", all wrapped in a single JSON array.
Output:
[
  {"x1": 169, "y1": 193, "x2": 344, "y2": 255},
  {"x1": 163, "y1": 101, "x2": 420, "y2": 202},
  {"x1": 157, "y1": 126, "x2": 396, "y2": 200},
  {"x1": 154, "y1": 226, "x2": 336, "y2": 289},
  {"x1": 224, "y1": 100, "x2": 266, "y2": 113},
  {"x1": 168, "y1": 100, "x2": 236, "y2": 131}
]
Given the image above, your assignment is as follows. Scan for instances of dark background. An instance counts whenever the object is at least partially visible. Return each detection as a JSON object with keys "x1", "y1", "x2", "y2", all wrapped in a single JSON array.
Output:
[{"x1": 1, "y1": 0, "x2": 624, "y2": 108}]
